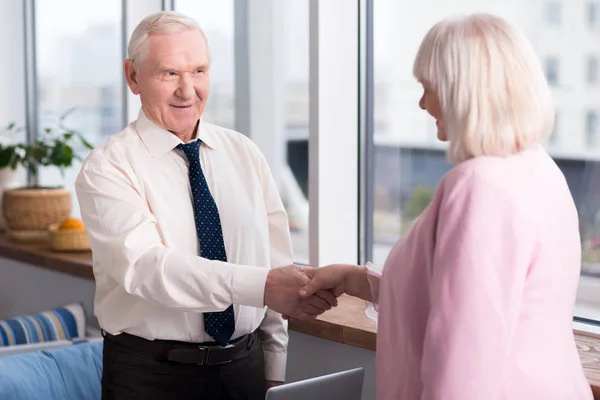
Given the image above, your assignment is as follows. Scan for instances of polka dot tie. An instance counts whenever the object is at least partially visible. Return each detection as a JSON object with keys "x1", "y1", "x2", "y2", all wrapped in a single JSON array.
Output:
[{"x1": 178, "y1": 140, "x2": 235, "y2": 346}]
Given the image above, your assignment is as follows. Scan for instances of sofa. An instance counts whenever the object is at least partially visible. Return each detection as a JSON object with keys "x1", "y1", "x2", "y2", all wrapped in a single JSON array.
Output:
[
  {"x1": 0, "y1": 340, "x2": 103, "y2": 400},
  {"x1": 0, "y1": 302, "x2": 103, "y2": 399}
]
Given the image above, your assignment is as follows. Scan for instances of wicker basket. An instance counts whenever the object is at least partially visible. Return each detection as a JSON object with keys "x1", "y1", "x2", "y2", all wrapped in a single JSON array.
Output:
[
  {"x1": 48, "y1": 223, "x2": 90, "y2": 252},
  {"x1": 3, "y1": 187, "x2": 72, "y2": 231}
]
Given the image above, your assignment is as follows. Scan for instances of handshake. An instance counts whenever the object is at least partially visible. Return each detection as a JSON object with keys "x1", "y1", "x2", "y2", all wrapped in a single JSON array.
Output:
[{"x1": 263, "y1": 264, "x2": 370, "y2": 321}]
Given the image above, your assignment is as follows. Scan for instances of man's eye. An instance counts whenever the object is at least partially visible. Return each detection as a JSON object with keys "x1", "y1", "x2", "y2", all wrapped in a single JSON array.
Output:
[{"x1": 167, "y1": 71, "x2": 176, "y2": 76}]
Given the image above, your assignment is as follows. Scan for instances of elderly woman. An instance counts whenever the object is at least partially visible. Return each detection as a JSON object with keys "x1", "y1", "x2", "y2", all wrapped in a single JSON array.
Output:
[{"x1": 297, "y1": 13, "x2": 593, "y2": 400}]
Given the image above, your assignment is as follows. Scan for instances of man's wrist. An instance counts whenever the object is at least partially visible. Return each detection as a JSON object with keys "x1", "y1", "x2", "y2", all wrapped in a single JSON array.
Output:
[
  {"x1": 263, "y1": 268, "x2": 275, "y2": 308},
  {"x1": 232, "y1": 265, "x2": 270, "y2": 308}
]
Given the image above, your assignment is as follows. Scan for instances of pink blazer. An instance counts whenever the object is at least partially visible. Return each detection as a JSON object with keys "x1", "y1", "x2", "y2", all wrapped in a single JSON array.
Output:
[{"x1": 374, "y1": 146, "x2": 592, "y2": 399}]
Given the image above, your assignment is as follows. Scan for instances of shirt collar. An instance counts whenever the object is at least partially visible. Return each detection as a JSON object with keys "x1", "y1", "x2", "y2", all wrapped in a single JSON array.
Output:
[{"x1": 135, "y1": 108, "x2": 217, "y2": 158}]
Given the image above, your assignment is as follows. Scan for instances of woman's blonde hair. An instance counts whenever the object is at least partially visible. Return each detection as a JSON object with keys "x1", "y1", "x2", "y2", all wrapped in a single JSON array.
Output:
[{"x1": 413, "y1": 13, "x2": 555, "y2": 162}]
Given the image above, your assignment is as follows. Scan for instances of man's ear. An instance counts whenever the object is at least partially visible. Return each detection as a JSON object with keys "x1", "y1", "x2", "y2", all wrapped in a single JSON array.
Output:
[{"x1": 124, "y1": 59, "x2": 140, "y2": 95}]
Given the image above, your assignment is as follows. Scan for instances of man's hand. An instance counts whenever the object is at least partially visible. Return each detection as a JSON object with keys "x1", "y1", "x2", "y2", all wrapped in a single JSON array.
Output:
[
  {"x1": 266, "y1": 380, "x2": 284, "y2": 391},
  {"x1": 264, "y1": 265, "x2": 337, "y2": 317}
]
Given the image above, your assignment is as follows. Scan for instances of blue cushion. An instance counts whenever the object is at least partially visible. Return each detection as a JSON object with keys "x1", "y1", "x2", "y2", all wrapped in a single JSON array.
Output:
[
  {"x1": 0, "y1": 303, "x2": 87, "y2": 347},
  {"x1": 0, "y1": 341, "x2": 102, "y2": 400},
  {"x1": 0, "y1": 340, "x2": 74, "y2": 357}
]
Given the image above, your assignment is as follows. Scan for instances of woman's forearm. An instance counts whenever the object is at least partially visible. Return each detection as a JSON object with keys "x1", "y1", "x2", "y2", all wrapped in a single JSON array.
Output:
[{"x1": 344, "y1": 265, "x2": 374, "y2": 302}]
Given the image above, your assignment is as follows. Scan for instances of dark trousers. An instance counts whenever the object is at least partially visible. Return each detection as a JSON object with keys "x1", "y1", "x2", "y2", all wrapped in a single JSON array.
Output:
[{"x1": 101, "y1": 333, "x2": 266, "y2": 400}]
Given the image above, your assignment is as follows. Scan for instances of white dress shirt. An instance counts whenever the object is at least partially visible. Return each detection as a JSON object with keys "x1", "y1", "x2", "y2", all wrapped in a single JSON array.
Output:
[{"x1": 75, "y1": 109, "x2": 293, "y2": 381}]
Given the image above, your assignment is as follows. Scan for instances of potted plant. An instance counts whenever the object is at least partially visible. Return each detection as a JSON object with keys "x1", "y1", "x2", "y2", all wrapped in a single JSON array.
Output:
[{"x1": 0, "y1": 109, "x2": 94, "y2": 241}]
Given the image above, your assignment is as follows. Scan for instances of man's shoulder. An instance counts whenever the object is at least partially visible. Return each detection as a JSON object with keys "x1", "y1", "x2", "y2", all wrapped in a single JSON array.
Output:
[
  {"x1": 82, "y1": 123, "x2": 141, "y2": 168},
  {"x1": 203, "y1": 121, "x2": 263, "y2": 157},
  {"x1": 203, "y1": 121, "x2": 248, "y2": 142}
]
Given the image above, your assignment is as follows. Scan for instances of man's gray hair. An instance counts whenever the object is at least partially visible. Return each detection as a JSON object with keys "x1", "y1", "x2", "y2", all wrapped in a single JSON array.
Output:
[{"x1": 127, "y1": 11, "x2": 211, "y2": 68}]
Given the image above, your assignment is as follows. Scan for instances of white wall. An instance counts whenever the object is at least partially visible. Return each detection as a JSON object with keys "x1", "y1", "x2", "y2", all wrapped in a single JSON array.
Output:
[
  {"x1": 0, "y1": 256, "x2": 376, "y2": 399},
  {"x1": 0, "y1": 258, "x2": 97, "y2": 327}
]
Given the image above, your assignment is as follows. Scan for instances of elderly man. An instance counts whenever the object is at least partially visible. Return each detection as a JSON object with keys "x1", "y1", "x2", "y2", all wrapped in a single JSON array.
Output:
[{"x1": 75, "y1": 11, "x2": 334, "y2": 400}]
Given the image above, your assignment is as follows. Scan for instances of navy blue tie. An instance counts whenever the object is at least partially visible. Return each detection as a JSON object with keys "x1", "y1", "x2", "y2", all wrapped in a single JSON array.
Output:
[{"x1": 177, "y1": 140, "x2": 235, "y2": 346}]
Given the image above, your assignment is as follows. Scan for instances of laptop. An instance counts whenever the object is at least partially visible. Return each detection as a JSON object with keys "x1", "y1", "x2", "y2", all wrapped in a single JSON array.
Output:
[{"x1": 265, "y1": 367, "x2": 364, "y2": 400}]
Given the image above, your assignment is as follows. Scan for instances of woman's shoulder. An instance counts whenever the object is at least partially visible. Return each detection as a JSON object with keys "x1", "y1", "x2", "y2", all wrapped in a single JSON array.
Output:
[
  {"x1": 441, "y1": 153, "x2": 513, "y2": 187},
  {"x1": 435, "y1": 157, "x2": 503, "y2": 207},
  {"x1": 435, "y1": 146, "x2": 563, "y2": 221},
  {"x1": 440, "y1": 147, "x2": 549, "y2": 199}
]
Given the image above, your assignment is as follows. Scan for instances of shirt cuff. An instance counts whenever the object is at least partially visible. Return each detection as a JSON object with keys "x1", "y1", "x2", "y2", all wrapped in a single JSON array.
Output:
[
  {"x1": 264, "y1": 350, "x2": 287, "y2": 381},
  {"x1": 231, "y1": 265, "x2": 269, "y2": 308},
  {"x1": 366, "y1": 262, "x2": 382, "y2": 310}
]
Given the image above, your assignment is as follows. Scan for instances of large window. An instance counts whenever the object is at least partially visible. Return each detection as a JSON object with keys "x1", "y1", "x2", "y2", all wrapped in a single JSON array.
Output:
[
  {"x1": 369, "y1": 0, "x2": 600, "y2": 322},
  {"x1": 175, "y1": 1, "x2": 310, "y2": 263},
  {"x1": 35, "y1": 0, "x2": 123, "y2": 217},
  {"x1": 280, "y1": 2, "x2": 310, "y2": 264}
]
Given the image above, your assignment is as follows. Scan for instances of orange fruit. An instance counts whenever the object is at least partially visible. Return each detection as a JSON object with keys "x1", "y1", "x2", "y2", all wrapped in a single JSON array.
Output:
[{"x1": 59, "y1": 218, "x2": 85, "y2": 231}]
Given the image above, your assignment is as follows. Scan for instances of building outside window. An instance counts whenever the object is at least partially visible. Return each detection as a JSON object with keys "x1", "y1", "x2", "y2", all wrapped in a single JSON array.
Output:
[
  {"x1": 544, "y1": 1, "x2": 562, "y2": 26},
  {"x1": 588, "y1": 56, "x2": 598, "y2": 84},
  {"x1": 545, "y1": 56, "x2": 559, "y2": 85}
]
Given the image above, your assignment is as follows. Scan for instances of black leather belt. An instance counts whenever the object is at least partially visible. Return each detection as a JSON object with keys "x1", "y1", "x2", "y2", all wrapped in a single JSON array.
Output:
[{"x1": 103, "y1": 330, "x2": 255, "y2": 366}]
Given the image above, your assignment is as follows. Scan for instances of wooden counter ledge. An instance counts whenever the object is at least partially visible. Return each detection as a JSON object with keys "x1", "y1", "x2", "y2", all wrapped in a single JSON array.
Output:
[{"x1": 0, "y1": 234, "x2": 93, "y2": 280}]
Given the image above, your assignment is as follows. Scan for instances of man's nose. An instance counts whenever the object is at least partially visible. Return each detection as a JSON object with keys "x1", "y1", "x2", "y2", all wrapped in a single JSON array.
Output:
[{"x1": 176, "y1": 74, "x2": 195, "y2": 99}]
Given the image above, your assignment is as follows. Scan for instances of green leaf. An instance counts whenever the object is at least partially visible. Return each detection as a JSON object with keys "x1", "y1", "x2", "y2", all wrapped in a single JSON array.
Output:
[
  {"x1": 63, "y1": 145, "x2": 74, "y2": 166},
  {"x1": 0, "y1": 146, "x2": 14, "y2": 168},
  {"x1": 49, "y1": 141, "x2": 66, "y2": 165},
  {"x1": 77, "y1": 133, "x2": 94, "y2": 150},
  {"x1": 10, "y1": 153, "x2": 20, "y2": 170}
]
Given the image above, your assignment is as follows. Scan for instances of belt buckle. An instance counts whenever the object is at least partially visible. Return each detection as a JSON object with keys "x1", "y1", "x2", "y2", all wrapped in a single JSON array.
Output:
[{"x1": 203, "y1": 344, "x2": 235, "y2": 366}]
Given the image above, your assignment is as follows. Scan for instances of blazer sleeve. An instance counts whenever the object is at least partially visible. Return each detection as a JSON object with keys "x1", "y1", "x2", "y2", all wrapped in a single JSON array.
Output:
[{"x1": 420, "y1": 174, "x2": 534, "y2": 400}]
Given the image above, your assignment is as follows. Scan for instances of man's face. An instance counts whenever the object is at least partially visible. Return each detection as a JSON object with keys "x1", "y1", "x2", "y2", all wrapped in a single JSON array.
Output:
[{"x1": 125, "y1": 29, "x2": 210, "y2": 139}]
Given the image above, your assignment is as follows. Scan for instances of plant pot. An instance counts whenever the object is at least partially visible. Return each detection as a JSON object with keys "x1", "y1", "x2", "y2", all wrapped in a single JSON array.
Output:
[
  {"x1": 0, "y1": 168, "x2": 23, "y2": 232},
  {"x1": 2, "y1": 187, "x2": 72, "y2": 242}
]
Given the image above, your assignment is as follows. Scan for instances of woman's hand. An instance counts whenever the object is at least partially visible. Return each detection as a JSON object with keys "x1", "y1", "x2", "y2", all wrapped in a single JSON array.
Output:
[
  {"x1": 299, "y1": 264, "x2": 355, "y2": 297},
  {"x1": 302, "y1": 264, "x2": 372, "y2": 300},
  {"x1": 283, "y1": 264, "x2": 372, "y2": 321}
]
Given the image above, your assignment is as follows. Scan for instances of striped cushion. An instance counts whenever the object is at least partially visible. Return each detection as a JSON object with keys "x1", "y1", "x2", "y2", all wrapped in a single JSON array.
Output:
[{"x1": 0, "y1": 303, "x2": 86, "y2": 347}]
